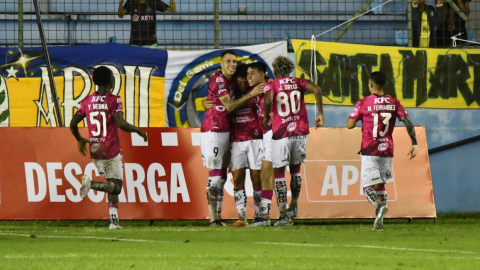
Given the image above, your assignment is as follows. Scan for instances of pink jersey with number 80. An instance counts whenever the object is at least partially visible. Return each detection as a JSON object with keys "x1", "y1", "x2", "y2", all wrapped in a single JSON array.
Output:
[
  {"x1": 349, "y1": 94, "x2": 408, "y2": 157},
  {"x1": 76, "y1": 92, "x2": 124, "y2": 160},
  {"x1": 265, "y1": 77, "x2": 310, "y2": 140}
]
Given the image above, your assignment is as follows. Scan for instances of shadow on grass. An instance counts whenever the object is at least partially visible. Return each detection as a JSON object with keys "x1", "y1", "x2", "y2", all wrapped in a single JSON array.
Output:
[{"x1": 0, "y1": 212, "x2": 478, "y2": 228}]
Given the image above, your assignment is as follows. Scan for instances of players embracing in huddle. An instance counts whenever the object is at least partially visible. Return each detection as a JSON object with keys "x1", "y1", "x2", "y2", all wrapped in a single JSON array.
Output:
[
  {"x1": 200, "y1": 52, "x2": 419, "y2": 231},
  {"x1": 201, "y1": 54, "x2": 324, "y2": 227}
]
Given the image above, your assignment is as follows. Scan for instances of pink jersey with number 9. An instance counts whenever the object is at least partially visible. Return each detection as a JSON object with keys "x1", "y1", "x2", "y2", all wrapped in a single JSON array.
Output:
[
  {"x1": 349, "y1": 94, "x2": 408, "y2": 157},
  {"x1": 76, "y1": 92, "x2": 124, "y2": 160},
  {"x1": 265, "y1": 77, "x2": 310, "y2": 140}
]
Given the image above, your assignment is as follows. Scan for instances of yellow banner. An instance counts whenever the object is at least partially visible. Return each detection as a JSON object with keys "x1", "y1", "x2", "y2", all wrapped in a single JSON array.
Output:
[
  {"x1": 292, "y1": 40, "x2": 480, "y2": 108},
  {"x1": 1, "y1": 74, "x2": 165, "y2": 127}
]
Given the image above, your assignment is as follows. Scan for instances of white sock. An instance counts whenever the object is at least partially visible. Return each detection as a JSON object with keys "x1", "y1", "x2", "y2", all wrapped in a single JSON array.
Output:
[
  {"x1": 234, "y1": 188, "x2": 247, "y2": 222},
  {"x1": 290, "y1": 172, "x2": 302, "y2": 209},
  {"x1": 274, "y1": 174, "x2": 288, "y2": 217},
  {"x1": 109, "y1": 206, "x2": 119, "y2": 225},
  {"x1": 253, "y1": 188, "x2": 262, "y2": 217},
  {"x1": 215, "y1": 178, "x2": 227, "y2": 221},
  {"x1": 206, "y1": 171, "x2": 222, "y2": 223}
]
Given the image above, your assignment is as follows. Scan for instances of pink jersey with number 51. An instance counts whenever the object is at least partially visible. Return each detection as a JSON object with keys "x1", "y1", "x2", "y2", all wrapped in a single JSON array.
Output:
[
  {"x1": 76, "y1": 92, "x2": 124, "y2": 160},
  {"x1": 349, "y1": 94, "x2": 408, "y2": 157},
  {"x1": 265, "y1": 77, "x2": 310, "y2": 140}
]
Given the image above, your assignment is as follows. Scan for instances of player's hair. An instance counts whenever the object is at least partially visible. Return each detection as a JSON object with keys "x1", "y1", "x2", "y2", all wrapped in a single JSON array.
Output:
[
  {"x1": 370, "y1": 71, "x2": 387, "y2": 89},
  {"x1": 236, "y1": 64, "x2": 248, "y2": 78},
  {"x1": 92, "y1": 66, "x2": 113, "y2": 86},
  {"x1": 221, "y1": 50, "x2": 236, "y2": 59},
  {"x1": 272, "y1": 56, "x2": 294, "y2": 76},
  {"x1": 248, "y1": 62, "x2": 267, "y2": 74}
]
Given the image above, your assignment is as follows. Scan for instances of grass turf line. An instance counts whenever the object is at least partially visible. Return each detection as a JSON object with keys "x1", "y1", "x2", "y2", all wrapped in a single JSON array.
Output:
[{"x1": 0, "y1": 213, "x2": 479, "y2": 270}]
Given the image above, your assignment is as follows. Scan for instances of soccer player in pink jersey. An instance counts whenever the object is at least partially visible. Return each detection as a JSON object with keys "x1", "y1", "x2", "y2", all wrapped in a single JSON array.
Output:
[
  {"x1": 70, "y1": 66, "x2": 147, "y2": 229},
  {"x1": 245, "y1": 62, "x2": 276, "y2": 227},
  {"x1": 201, "y1": 50, "x2": 263, "y2": 226},
  {"x1": 229, "y1": 64, "x2": 265, "y2": 226},
  {"x1": 347, "y1": 71, "x2": 418, "y2": 231},
  {"x1": 263, "y1": 56, "x2": 324, "y2": 226}
]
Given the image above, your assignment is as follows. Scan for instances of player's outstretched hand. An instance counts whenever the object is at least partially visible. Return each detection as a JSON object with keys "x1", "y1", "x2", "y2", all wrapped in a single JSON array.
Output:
[
  {"x1": 251, "y1": 84, "x2": 264, "y2": 97},
  {"x1": 202, "y1": 99, "x2": 214, "y2": 110},
  {"x1": 407, "y1": 145, "x2": 419, "y2": 160},
  {"x1": 138, "y1": 130, "x2": 148, "y2": 142},
  {"x1": 315, "y1": 113, "x2": 324, "y2": 128},
  {"x1": 78, "y1": 138, "x2": 89, "y2": 156}
]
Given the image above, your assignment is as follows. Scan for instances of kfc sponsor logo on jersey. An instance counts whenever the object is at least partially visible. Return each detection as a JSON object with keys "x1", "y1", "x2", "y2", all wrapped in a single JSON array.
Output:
[
  {"x1": 374, "y1": 97, "x2": 390, "y2": 104},
  {"x1": 279, "y1": 78, "x2": 295, "y2": 84},
  {"x1": 218, "y1": 89, "x2": 227, "y2": 94},
  {"x1": 287, "y1": 122, "x2": 297, "y2": 132},
  {"x1": 378, "y1": 143, "x2": 389, "y2": 151},
  {"x1": 90, "y1": 143, "x2": 100, "y2": 153},
  {"x1": 92, "y1": 96, "x2": 106, "y2": 102},
  {"x1": 216, "y1": 77, "x2": 224, "y2": 83}
]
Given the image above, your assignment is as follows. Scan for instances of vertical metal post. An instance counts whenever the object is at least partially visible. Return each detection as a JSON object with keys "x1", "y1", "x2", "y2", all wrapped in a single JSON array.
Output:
[
  {"x1": 18, "y1": 0, "x2": 24, "y2": 48},
  {"x1": 33, "y1": 0, "x2": 64, "y2": 127},
  {"x1": 214, "y1": 0, "x2": 220, "y2": 49},
  {"x1": 407, "y1": 0, "x2": 413, "y2": 47}
]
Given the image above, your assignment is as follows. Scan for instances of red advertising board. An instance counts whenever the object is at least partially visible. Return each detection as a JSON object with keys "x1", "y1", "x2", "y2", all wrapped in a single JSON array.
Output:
[{"x1": 0, "y1": 127, "x2": 435, "y2": 220}]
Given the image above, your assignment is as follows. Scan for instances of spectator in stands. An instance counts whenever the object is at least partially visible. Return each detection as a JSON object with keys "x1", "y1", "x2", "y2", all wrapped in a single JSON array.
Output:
[
  {"x1": 408, "y1": 0, "x2": 444, "y2": 48},
  {"x1": 444, "y1": 0, "x2": 471, "y2": 47},
  {"x1": 118, "y1": 0, "x2": 177, "y2": 48}
]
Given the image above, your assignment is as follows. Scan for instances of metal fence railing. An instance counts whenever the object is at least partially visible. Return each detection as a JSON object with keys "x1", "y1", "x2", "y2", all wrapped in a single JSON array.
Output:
[{"x1": 1, "y1": 0, "x2": 480, "y2": 50}]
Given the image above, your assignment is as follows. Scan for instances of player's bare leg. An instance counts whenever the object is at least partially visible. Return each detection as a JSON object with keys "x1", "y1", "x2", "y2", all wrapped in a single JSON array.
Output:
[
  {"x1": 232, "y1": 168, "x2": 247, "y2": 225},
  {"x1": 273, "y1": 167, "x2": 292, "y2": 227},
  {"x1": 287, "y1": 163, "x2": 302, "y2": 219}
]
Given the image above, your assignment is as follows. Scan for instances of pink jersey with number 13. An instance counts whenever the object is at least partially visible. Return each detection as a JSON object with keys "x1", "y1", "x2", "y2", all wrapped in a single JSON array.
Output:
[
  {"x1": 349, "y1": 94, "x2": 408, "y2": 157},
  {"x1": 265, "y1": 77, "x2": 310, "y2": 140}
]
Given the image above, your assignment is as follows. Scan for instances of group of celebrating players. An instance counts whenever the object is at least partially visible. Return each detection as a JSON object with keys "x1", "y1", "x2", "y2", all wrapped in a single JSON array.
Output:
[{"x1": 69, "y1": 49, "x2": 419, "y2": 231}]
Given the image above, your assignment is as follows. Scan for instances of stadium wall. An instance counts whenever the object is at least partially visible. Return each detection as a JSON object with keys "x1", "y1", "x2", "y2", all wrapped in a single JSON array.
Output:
[{"x1": 3, "y1": 0, "x2": 480, "y2": 47}]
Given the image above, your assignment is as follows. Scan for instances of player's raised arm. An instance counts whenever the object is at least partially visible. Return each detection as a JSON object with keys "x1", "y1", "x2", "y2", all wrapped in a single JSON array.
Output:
[
  {"x1": 70, "y1": 113, "x2": 89, "y2": 156},
  {"x1": 218, "y1": 83, "x2": 263, "y2": 112},
  {"x1": 305, "y1": 82, "x2": 324, "y2": 128},
  {"x1": 113, "y1": 112, "x2": 148, "y2": 142},
  {"x1": 401, "y1": 115, "x2": 418, "y2": 159}
]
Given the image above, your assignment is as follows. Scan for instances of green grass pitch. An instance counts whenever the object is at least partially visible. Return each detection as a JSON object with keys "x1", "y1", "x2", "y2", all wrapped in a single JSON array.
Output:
[{"x1": 0, "y1": 213, "x2": 479, "y2": 270}]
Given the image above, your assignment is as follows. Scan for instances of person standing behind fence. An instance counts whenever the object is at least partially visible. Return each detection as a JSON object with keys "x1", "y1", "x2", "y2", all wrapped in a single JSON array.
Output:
[
  {"x1": 408, "y1": 0, "x2": 444, "y2": 48},
  {"x1": 118, "y1": 0, "x2": 177, "y2": 48},
  {"x1": 444, "y1": 0, "x2": 471, "y2": 47}
]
